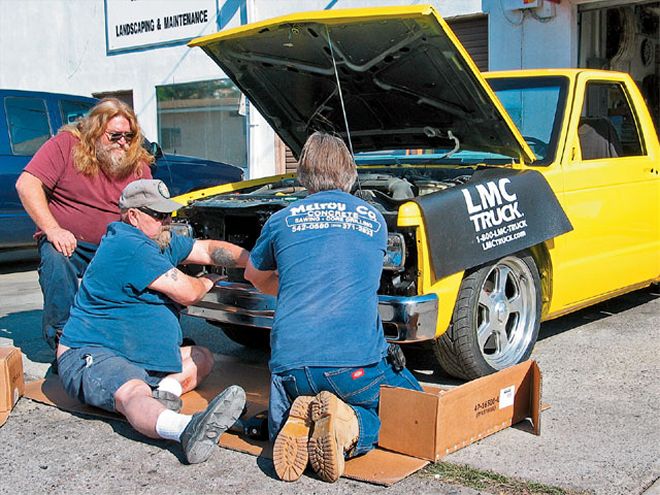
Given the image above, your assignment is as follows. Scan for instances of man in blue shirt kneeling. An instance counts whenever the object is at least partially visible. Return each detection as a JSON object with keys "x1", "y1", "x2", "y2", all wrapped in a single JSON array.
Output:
[
  {"x1": 245, "y1": 132, "x2": 423, "y2": 482},
  {"x1": 57, "y1": 179, "x2": 249, "y2": 465}
]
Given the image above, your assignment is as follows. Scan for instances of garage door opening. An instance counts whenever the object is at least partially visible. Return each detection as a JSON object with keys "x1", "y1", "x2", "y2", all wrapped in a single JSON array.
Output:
[{"x1": 579, "y1": 2, "x2": 659, "y2": 131}]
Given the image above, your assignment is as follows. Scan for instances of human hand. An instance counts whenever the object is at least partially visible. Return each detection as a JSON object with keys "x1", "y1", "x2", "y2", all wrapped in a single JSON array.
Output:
[{"x1": 44, "y1": 227, "x2": 77, "y2": 257}]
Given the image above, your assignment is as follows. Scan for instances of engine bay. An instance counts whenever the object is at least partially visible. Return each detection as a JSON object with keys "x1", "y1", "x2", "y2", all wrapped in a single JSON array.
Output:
[{"x1": 179, "y1": 167, "x2": 476, "y2": 297}]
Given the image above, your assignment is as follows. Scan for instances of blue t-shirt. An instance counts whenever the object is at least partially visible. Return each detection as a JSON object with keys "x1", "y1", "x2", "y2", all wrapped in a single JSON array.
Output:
[
  {"x1": 250, "y1": 189, "x2": 389, "y2": 374},
  {"x1": 60, "y1": 222, "x2": 195, "y2": 372}
]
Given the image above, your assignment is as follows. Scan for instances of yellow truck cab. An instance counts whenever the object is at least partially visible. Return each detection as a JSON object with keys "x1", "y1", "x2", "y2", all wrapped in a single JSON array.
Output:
[{"x1": 174, "y1": 6, "x2": 659, "y2": 379}]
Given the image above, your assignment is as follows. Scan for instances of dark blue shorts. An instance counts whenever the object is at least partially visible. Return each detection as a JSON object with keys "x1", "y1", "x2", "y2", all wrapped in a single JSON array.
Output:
[{"x1": 57, "y1": 347, "x2": 168, "y2": 413}]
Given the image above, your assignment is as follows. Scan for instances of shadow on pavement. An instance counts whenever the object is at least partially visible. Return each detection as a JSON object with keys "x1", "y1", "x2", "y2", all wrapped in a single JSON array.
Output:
[
  {"x1": 106, "y1": 418, "x2": 185, "y2": 462},
  {"x1": 0, "y1": 309, "x2": 52, "y2": 364},
  {"x1": 255, "y1": 453, "x2": 279, "y2": 480},
  {"x1": 538, "y1": 285, "x2": 658, "y2": 341},
  {"x1": 53, "y1": 409, "x2": 185, "y2": 462},
  {"x1": 401, "y1": 285, "x2": 658, "y2": 387},
  {"x1": 403, "y1": 342, "x2": 467, "y2": 387},
  {"x1": 0, "y1": 259, "x2": 39, "y2": 274}
]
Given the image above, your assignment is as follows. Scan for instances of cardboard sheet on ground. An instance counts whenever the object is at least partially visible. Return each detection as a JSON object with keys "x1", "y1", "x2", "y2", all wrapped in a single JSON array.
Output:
[{"x1": 23, "y1": 354, "x2": 427, "y2": 486}]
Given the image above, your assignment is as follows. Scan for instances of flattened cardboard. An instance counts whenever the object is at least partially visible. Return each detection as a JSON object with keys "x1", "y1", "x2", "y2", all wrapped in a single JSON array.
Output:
[
  {"x1": 218, "y1": 433, "x2": 429, "y2": 485},
  {"x1": 379, "y1": 360, "x2": 542, "y2": 461},
  {"x1": 24, "y1": 355, "x2": 540, "y2": 482},
  {"x1": 23, "y1": 354, "x2": 427, "y2": 486},
  {"x1": 0, "y1": 346, "x2": 25, "y2": 427}
]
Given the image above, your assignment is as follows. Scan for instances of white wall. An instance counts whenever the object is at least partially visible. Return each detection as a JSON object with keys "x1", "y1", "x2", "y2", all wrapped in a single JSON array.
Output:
[
  {"x1": 252, "y1": 0, "x2": 482, "y2": 20},
  {"x1": 0, "y1": 0, "x2": 482, "y2": 179},
  {"x1": 0, "y1": 1, "x2": 244, "y2": 141},
  {"x1": 483, "y1": 0, "x2": 579, "y2": 71}
]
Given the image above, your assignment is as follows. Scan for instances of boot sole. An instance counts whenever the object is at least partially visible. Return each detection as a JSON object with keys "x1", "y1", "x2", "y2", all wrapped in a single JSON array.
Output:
[
  {"x1": 273, "y1": 396, "x2": 314, "y2": 481},
  {"x1": 308, "y1": 392, "x2": 344, "y2": 483},
  {"x1": 183, "y1": 385, "x2": 246, "y2": 464}
]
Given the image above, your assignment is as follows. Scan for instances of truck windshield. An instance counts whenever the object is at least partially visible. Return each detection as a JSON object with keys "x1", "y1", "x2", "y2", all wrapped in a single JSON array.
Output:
[
  {"x1": 355, "y1": 76, "x2": 568, "y2": 167},
  {"x1": 488, "y1": 75, "x2": 569, "y2": 165}
]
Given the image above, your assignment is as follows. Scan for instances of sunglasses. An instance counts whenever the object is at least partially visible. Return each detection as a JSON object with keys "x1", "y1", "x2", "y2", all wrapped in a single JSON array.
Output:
[
  {"x1": 138, "y1": 207, "x2": 171, "y2": 221},
  {"x1": 105, "y1": 131, "x2": 136, "y2": 143}
]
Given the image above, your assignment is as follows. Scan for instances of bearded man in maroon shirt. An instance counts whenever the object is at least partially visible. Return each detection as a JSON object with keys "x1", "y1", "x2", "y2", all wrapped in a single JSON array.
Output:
[{"x1": 15, "y1": 98, "x2": 153, "y2": 357}]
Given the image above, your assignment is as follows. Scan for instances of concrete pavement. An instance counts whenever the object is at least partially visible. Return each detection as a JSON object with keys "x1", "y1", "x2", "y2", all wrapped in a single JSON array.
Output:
[{"x1": 0, "y1": 264, "x2": 658, "y2": 494}]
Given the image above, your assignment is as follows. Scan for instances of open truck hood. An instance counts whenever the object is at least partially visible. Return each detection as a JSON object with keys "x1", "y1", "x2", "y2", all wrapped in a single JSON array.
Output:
[{"x1": 190, "y1": 5, "x2": 535, "y2": 162}]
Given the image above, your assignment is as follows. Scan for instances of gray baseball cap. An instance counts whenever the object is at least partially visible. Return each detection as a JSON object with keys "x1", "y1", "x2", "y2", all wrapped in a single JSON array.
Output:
[{"x1": 119, "y1": 179, "x2": 182, "y2": 213}]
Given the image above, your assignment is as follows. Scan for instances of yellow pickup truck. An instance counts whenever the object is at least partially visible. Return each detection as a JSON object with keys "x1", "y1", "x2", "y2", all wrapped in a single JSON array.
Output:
[{"x1": 174, "y1": 5, "x2": 659, "y2": 379}]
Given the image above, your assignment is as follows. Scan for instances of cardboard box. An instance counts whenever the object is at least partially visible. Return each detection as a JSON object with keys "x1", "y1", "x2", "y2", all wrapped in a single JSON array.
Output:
[
  {"x1": 378, "y1": 360, "x2": 541, "y2": 461},
  {"x1": 0, "y1": 346, "x2": 25, "y2": 427}
]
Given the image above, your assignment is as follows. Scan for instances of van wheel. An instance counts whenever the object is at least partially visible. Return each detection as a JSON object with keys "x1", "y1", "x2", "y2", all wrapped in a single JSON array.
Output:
[
  {"x1": 433, "y1": 251, "x2": 541, "y2": 380},
  {"x1": 209, "y1": 322, "x2": 271, "y2": 350}
]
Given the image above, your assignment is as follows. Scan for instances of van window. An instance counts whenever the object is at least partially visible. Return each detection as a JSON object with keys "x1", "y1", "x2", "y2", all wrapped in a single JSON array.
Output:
[
  {"x1": 5, "y1": 96, "x2": 51, "y2": 155},
  {"x1": 60, "y1": 99, "x2": 95, "y2": 124}
]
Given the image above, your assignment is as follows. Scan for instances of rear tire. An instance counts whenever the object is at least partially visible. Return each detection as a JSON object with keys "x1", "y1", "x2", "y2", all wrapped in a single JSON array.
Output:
[{"x1": 433, "y1": 251, "x2": 541, "y2": 380}]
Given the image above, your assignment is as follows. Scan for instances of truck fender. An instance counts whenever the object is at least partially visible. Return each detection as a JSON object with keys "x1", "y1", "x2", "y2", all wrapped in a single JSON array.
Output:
[{"x1": 413, "y1": 168, "x2": 572, "y2": 279}]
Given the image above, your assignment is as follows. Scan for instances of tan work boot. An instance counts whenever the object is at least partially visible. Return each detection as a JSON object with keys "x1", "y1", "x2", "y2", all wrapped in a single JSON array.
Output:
[
  {"x1": 307, "y1": 391, "x2": 359, "y2": 483},
  {"x1": 273, "y1": 395, "x2": 315, "y2": 481}
]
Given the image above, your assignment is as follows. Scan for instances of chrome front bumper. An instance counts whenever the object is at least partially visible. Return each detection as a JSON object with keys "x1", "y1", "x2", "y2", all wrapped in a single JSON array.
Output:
[{"x1": 186, "y1": 281, "x2": 439, "y2": 342}]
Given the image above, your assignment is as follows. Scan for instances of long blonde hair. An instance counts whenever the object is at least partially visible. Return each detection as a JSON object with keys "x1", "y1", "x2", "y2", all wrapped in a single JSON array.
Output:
[{"x1": 60, "y1": 98, "x2": 154, "y2": 178}]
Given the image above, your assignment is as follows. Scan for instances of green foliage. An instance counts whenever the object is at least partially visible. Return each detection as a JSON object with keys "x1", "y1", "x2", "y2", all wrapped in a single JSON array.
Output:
[
  {"x1": 156, "y1": 79, "x2": 240, "y2": 102},
  {"x1": 424, "y1": 462, "x2": 590, "y2": 495}
]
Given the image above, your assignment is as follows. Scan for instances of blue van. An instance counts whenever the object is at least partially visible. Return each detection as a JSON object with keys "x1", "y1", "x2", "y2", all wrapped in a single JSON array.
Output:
[{"x1": 0, "y1": 89, "x2": 243, "y2": 256}]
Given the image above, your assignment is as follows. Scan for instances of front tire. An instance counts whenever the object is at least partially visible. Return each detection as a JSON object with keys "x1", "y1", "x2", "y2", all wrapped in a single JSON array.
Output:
[{"x1": 434, "y1": 251, "x2": 541, "y2": 380}]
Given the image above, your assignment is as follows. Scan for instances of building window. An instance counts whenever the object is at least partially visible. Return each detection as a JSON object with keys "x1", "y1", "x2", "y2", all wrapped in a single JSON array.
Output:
[
  {"x1": 156, "y1": 79, "x2": 247, "y2": 168},
  {"x1": 160, "y1": 127, "x2": 182, "y2": 149},
  {"x1": 92, "y1": 90, "x2": 134, "y2": 109}
]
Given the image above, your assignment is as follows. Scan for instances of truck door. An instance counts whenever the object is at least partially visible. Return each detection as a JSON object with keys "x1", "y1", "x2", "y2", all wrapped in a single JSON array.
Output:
[{"x1": 556, "y1": 74, "x2": 659, "y2": 306}]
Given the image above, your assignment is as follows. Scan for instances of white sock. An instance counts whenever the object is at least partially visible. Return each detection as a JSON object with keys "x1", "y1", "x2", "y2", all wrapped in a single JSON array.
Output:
[
  {"x1": 155, "y1": 409, "x2": 192, "y2": 442},
  {"x1": 157, "y1": 377, "x2": 183, "y2": 397}
]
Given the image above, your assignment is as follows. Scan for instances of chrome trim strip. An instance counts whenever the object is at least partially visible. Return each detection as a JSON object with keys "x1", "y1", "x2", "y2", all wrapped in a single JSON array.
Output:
[{"x1": 186, "y1": 281, "x2": 439, "y2": 342}]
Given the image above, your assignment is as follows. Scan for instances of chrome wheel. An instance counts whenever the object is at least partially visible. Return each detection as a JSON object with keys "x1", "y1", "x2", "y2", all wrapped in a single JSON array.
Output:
[
  {"x1": 476, "y1": 256, "x2": 537, "y2": 369},
  {"x1": 435, "y1": 250, "x2": 541, "y2": 380}
]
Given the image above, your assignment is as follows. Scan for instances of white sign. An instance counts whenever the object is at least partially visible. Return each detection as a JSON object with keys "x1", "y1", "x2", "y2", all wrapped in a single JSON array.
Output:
[
  {"x1": 499, "y1": 385, "x2": 515, "y2": 409},
  {"x1": 105, "y1": 0, "x2": 218, "y2": 53},
  {"x1": 462, "y1": 178, "x2": 528, "y2": 252}
]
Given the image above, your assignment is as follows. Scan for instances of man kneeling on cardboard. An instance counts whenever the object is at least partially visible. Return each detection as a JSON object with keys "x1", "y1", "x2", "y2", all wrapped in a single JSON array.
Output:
[
  {"x1": 56, "y1": 179, "x2": 249, "y2": 464},
  {"x1": 245, "y1": 132, "x2": 423, "y2": 482}
]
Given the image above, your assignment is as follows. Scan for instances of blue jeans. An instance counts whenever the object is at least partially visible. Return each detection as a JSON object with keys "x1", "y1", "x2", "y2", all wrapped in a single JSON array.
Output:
[
  {"x1": 37, "y1": 238, "x2": 97, "y2": 350},
  {"x1": 58, "y1": 346, "x2": 167, "y2": 413},
  {"x1": 270, "y1": 357, "x2": 422, "y2": 457}
]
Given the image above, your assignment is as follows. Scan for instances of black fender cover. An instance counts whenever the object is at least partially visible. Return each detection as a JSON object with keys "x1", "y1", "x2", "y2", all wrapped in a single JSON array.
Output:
[{"x1": 412, "y1": 168, "x2": 573, "y2": 279}]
